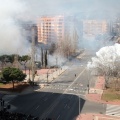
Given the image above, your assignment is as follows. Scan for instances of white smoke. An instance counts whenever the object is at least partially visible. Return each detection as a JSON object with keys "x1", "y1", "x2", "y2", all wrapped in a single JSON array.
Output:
[
  {"x1": 48, "y1": 54, "x2": 67, "y2": 67},
  {"x1": 1, "y1": 0, "x2": 119, "y2": 57},
  {"x1": 23, "y1": 0, "x2": 120, "y2": 19},
  {"x1": 87, "y1": 43, "x2": 120, "y2": 71},
  {"x1": 0, "y1": 0, "x2": 30, "y2": 55}
]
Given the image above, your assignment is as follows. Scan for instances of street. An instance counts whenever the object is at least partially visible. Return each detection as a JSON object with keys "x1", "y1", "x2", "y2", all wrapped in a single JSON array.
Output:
[{"x1": 9, "y1": 51, "x2": 105, "y2": 120}]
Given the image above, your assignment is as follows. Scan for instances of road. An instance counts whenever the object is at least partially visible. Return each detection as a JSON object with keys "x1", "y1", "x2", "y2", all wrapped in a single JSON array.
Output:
[{"x1": 9, "y1": 50, "x2": 105, "y2": 120}]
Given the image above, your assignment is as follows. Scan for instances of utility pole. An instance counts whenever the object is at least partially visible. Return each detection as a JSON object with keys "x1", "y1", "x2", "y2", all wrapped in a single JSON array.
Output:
[
  {"x1": 79, "y1": 94, "x2": 80, "y2": 114},
  {"x1": 31, "y1": 27, "x2": 35, "y2": 84},
  {"x1": 87, "y1": 70, "x2": 90, "y2": 94},
  {"x1": 41, "y1": 47, "x2": 43, "y2": 67}
]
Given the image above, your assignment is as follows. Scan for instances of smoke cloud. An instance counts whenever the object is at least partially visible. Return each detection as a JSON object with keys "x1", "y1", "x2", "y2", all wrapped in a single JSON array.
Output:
[
  {"x1": 0, "y1": 0, "x2": 120, "y2": 56},
  {"x1": 24, "y1": 0, "x2": 120, "y2": 19},
  {"x1": 0, "y1": 0, "x2": 30, "y2": 55},
  {"x1": 87, "y1": 43, "x2": 120, "y2": 70}
]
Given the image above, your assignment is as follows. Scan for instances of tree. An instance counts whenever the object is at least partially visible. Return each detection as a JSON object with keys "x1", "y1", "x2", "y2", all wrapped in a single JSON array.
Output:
[
  {"x1": 44, "y1": 50, "x2": 48, "y2": 68},
  {"x1": 19, "y1": 55, "x2": 31, "y2": 74},
  {"x1": 0, "y1": 54, "x2": 20, "y2": 69},
  {"x1": 2, "y1": 67, "x2": 26, "y2": 89},
  {"x1": 87, "y1": 43, "x2": 120, "y2": 89},
  {"x1": 0, "y1": 55, "x2": 9, "y2": 69}
]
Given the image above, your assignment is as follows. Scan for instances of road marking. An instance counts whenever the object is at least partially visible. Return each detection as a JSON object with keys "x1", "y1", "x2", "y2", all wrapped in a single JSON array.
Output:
[
  {"x1": 106, "y1": 104, "x2": 120, "y2": 117},
  {"x1": 57, "y1": 115, "x2": 60, "y2": 120},
  {"x1": 69, "y1": 89, "x2": 73, "y2": 90},
  {"x1": 39, "y1": 63, "x2": 86, "y2": 119},
  {"x1": 65, "y1": 92, "x2": 85, "y2": 97},
  {"x1": 35, "y1": 106, "x2": 39, "y2": 110},
  {"x1": 64, "y1": 104, "x2": 67, "y2": 108},
  {"x1": 64, "y1": 68, "x2": 86, "y2": 94}
]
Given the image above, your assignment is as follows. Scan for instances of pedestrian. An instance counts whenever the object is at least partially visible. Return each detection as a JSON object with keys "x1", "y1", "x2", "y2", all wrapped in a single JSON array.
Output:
[{"x1": 75, "y1": 74, "x2": 76, "y2": 77}]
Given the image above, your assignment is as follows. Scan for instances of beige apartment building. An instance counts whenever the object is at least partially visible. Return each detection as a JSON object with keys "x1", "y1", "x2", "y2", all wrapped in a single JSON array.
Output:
[
  {"x1": 83, "y1": 20, "x2": 108, "y2": 39},
  {"x1": 37, "y1": 16, "x2": 65, "y2": 44}
]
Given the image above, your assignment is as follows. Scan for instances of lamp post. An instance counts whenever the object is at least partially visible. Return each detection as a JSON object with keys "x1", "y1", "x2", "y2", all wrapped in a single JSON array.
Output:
[
  {"x1": 31, "y1": 27, "x2": 35, "y2": 85},
  {"x1": 76, "y1": 83, "x2": 81, "y2": 115},
  {"x1": 47, "y1": 68, "x2": 50, "y2": 84},
  {"x1": 87, "y1": 69, "x2": 90, "y2": 94},
  {"x1": 79, "y1": 94, "x2": 80, "y2": 114},
  {"x1": 76, "y1": 86, "x2": 81, "y2": 116}
]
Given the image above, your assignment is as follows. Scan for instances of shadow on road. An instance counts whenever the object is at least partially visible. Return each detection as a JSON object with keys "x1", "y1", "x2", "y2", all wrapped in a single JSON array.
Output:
[{"x1": 10, "y1": 91, "x2": 85, "y2": 120}]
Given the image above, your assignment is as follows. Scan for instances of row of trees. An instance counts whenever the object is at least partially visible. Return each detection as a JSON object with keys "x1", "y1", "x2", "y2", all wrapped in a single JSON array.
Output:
[
  {"x1": 87, "y1": 43, "x2": 120, "y2": 90},
  {"x1": 0, "y1": 54, "x2": 31, "y2": 71},
  {"x1": 48, "y1": 28, "x2": 79, "y2": 59},
  {"x1": 0, "y1": 54, "x2": 31, "y2": 89}
]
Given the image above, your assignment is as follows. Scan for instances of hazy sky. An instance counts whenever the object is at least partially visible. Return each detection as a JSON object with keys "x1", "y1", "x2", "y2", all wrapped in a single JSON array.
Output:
[
  {"x1": 23, "y1": 0, "x2": 120, "y2": 19},
  {"x1": 0, "y1": 0, "x2": 119, "y2": 55}
]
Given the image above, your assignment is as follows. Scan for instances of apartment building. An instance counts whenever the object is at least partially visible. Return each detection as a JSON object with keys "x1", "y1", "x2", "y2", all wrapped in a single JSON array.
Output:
[
  {"x1": 111, "y1": 18, "x2": 120, "y2": 36},
  {"x1": 37, "y1": 16, "x2": 64, "y2": 44},
  {"x1": 83, "y1": 20, "x2": 108, "y2": 39}
]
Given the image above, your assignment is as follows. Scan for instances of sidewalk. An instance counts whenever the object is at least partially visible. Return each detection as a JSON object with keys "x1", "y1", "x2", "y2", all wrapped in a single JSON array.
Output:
[
  {"x1": 82, "y1": 76, "x2": 120, "y2": 120},
  {"x1": 85, "y1": 76, "x2": 120, "y2": 105},
  {"x1": 24, "y1": 66, "x2": 67, "y2": 83},
  {"x1": 85, "y1": 76, "x2": 104, "y2": 103},
  {"x1": 0, "y1": 67, "x2": 67, "y2": 95},
  {"x1": 76, "y1": 113, "x2": 120, "y2": 120},
  {"x1": 22, "y1": 66, "x2": 67, "y2": 94}
]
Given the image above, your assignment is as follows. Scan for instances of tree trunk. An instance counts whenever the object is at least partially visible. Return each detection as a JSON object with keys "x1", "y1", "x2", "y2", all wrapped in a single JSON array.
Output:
[
  {"x1": 29, "y1": 68, "x2": 30, "y2": 82},
  {"x1": 41, "y1": 48, "x2": 43, "y2": 67},
  {"x1": 24, "y1": 64, "x2": 26, "y2": 74},
  {"x1": 12, "y1": 80, "x2": 15, "y2": 89},
  {"x1": 45, "y1": 50, "x2": 48, "y2": 68}
]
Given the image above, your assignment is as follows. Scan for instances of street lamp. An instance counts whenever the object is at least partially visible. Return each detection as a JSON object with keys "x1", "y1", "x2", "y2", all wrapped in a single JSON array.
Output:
[
  {"x1": 75, "y1": 83, "x2": 81, "y2": 115},
  {"x1": 79, "y1": 94, "x2": 80, "y2": 114},
  {"x1": 75, "y1": 86, "x2": 81, "y2": 116},
  {"x1": 87, "y1": 66, "x2": 90, "y2": 94},
  {"x1": 56, "y1": 56, "x2": 58, "y2": 67},
  {"x1": 47, "y1": 68, "x2": 50, "y2": 84}
]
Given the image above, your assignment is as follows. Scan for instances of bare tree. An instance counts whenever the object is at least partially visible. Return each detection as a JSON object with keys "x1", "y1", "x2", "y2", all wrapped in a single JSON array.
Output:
[{"x1": 87, "y1": 44, "x2": 120, "y2": 90}]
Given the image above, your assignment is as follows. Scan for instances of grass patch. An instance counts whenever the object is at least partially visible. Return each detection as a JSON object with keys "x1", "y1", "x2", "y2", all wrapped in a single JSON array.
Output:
[{"x1": 102, "y1": 89, "x2": 120, "y2": 101}]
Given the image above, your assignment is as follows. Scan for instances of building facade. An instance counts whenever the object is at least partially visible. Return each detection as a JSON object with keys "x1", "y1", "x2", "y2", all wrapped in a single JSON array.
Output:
[
  {"x1": 111, "y1": 18, "x2": 120, "y2": 36},
  {"x1": 37, "y1": 16, "x2": 64, "y2": 44},
  {"x1": 83, "y1": 20, "x2": 108, "y2": 39}
]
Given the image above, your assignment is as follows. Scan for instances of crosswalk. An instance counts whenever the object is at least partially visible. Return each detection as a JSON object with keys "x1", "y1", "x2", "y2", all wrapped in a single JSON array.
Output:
[
  {"x1": 43, "y1": 85, "x2": 87, "y2": 94},
  {"x1": 106, "y1": 104, "x2": 120, "y2": 117}
]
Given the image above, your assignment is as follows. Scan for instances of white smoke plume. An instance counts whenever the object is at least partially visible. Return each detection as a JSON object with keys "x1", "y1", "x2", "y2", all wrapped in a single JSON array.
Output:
[
  {"x1": 1, "y1": 0, "x2": 120, "y2": 56},
  {"x1": 48, "y1": 54, "x2": 67, "y2": 67},
  {"x1": 87, "y1": 43, "x2": 120, "y2": 71},
  {"x1": 0, "y1": 0, "x2": 30, "y2": 55},
  {"x1": 24, "y1": 0, "x2": 120, "y2": 19}
]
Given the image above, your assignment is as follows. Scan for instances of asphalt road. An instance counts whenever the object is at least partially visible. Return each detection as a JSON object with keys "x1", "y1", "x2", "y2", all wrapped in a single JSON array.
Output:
[{"x1": 9, "y1": 50, "x2": 106, "y2": 120}]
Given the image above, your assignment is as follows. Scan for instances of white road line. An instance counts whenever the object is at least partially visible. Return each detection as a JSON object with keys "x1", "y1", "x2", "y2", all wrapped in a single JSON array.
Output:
[
  {"x1": 57, "y1": 115, "x2": 60, "y2": 120},
  {"x1": 64, "y1": 68, "x2": 86, "y2": 94},
  {"x1": 65, "y1": 92, "x2": 85, "y2": 96},
  {"x1": 106, "y1": 104, "x2": 120, "y2": 117},
  {"x1": 35, "y1": 106, "x2": 39, "y2": 110}
]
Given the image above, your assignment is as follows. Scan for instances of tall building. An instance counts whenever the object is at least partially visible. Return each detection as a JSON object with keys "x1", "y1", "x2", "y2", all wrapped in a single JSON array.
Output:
[
  {"x1": 37, "y1": 16, "x2": 64, "y2": 44},
  {"x1": 111, "y1": 18, "x2": 120, "y2": 36},
  {"x1": 83, "y1": 20, "x2": 108, "y2": 39}
]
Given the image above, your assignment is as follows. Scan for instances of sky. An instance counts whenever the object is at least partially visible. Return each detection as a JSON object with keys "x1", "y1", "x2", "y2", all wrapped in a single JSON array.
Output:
[
  {"x1": 0, "y1": 0, "x2": 120, "y2": 55},
  {"x1": 22, "y1": 0, "x2": 120, "y2": 20}
]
